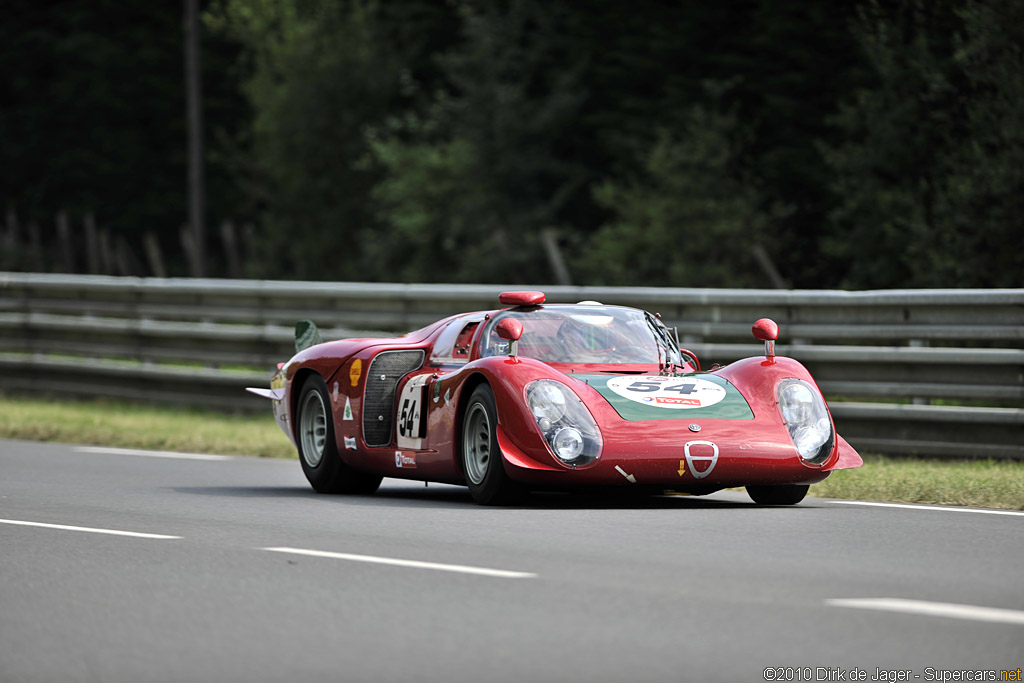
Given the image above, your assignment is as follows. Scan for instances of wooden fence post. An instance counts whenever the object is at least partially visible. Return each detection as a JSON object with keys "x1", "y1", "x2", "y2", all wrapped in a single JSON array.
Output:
[
  {"x1": 56, "y1": 210, "x2": 75, "y2": 272},
  {"x1": 242, "y1": 223, "x2": 257, "y2": 278},
  {"x1": 115, "y1": 236, "x2": 143, "y2": 276},
  {"x1": 98, "y1": 229, "x2": 115, "y2": 274},
  {"x1": 220, "y1": 220, "x2": 242, "y2": 278},
  {"x1": 84, "y1": 213, "x2": 101, "y2": 274},
  {"x1": 540, "y1": 228, "x2": 572, "y2": 286},
  {"x1": 181, "y1": 224, "x2": 198, "y2": 276},
  {"x1": 144, "y1": 232, "x2": 167, "y2": 278},
  {"x1": 4, "y1": 209, "x2": 18, "y2": 251},
  {"x1": 27, "y1": 221, "x2": 43, "y2": 271}
]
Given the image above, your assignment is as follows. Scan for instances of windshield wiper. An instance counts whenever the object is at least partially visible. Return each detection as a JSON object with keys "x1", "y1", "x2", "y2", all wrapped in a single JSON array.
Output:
[{"x1": 644, "y1": 312, "x2": 678, "y2": 375}]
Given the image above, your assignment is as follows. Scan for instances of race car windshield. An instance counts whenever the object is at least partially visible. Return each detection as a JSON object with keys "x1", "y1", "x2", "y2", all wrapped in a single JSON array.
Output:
[{"x1": 482, "y1": 305, "x2": 680, "y2": 365}]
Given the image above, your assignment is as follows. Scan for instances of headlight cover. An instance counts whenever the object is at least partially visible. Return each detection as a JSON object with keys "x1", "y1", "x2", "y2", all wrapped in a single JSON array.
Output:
[
  {"x1": 777, "y1": 379, "x2": 834, "y2": 465},
  {"x1": 526, "y1": 379, "x2": 602, "y2": 466},
  {"x1": 529, "y1": 381, "x2": 567, "y2": 422}
]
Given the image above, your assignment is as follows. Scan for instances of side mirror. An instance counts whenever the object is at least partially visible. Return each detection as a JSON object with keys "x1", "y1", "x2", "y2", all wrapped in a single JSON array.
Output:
[
  {"x1": 752, "y1": 318, "x2": 779, "y2": 361},
  {"x1": 495, "y1": 318, "x2": 524, "y2": 358}
]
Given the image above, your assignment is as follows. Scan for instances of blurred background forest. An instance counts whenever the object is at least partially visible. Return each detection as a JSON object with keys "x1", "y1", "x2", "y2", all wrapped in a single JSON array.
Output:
[{"x1": 1, "y1": 0, "x2": 1022, "y2": 289}]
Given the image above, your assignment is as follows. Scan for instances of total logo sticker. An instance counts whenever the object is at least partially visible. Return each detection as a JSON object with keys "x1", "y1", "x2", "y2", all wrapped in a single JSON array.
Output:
[{"x1": 605, "y1": 376, "x2": 726, "y2": 410}]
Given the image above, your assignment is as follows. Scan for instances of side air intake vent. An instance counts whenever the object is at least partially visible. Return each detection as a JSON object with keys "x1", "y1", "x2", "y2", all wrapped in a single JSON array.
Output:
[{"x1": 362, "y1": 350, "x2": 425, "y2": 447}]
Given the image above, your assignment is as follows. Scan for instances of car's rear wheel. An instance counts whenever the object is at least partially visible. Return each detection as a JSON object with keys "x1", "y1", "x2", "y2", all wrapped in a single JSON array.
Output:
[
  {"x1": 297, "y1": 375, "x2": 382, "y2": 495},
  {"x1": 460, "y1": 384, "x2": 521, "y2": 505},
  {"x1": 746, "y1": 484, "x2": 810, "y2": 505}
]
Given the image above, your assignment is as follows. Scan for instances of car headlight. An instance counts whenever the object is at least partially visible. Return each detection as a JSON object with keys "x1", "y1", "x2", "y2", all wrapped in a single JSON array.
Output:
[
  {"x1": 777, "y1": 379, "x2": 833, "y2": 464},
  {"x1": 528, "y1": 381, "x2": 567, "y2": 422},
  {"x1": 526, "y1": 380, "x2": 602, "y2": 466},
  {"x1": 551, "y1": 427, "x2": 584, "y2": 460}
]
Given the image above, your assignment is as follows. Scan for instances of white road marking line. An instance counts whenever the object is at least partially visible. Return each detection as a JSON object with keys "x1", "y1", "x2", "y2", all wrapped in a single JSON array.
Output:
[
  {"x1": 827, "y1": 598, "x2": 1024, "y2": 625},
  {"x1": 0, "y1": 518, "x2": 180, "y2": 539},
  {"x1": 830, "y1": 500, "x2": 1024, "y2": 517},
  {"x1": 263, "y1": 547, "x2": 537, "y2": 579},
  {"x1": 75, "y1": 446, "x2": 232, "y2": 461}
]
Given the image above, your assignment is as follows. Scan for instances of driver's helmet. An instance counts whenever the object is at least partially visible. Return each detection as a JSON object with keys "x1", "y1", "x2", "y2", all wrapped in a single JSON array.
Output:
[{"x1": 558, "y1": 309, "x2": 617, "y2": 356}]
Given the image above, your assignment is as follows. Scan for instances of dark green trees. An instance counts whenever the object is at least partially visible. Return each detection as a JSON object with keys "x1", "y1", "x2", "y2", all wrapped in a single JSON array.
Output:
[
  {"x1": 4, "y1": 0, "x2": 1020, "y2": 287},
  {"x1": 824, "y1": 0, "x2": 1024, "y2": 288}
]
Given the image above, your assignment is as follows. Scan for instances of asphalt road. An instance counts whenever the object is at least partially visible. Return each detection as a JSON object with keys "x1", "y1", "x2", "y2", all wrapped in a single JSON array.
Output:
[{"x1": 1, "y1": 438, "x2": 1021, "y2": 683}]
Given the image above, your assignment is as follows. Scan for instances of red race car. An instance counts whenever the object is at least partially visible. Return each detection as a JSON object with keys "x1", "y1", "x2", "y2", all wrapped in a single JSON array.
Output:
[{"x1": 248, "y1": 291, "x2": 862, "y2": 505}]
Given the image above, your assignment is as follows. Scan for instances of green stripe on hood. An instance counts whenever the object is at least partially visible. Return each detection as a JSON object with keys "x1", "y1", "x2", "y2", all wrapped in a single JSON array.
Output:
[{"x1": 580, "y1": 374, "x2": 754, "y2": 421}]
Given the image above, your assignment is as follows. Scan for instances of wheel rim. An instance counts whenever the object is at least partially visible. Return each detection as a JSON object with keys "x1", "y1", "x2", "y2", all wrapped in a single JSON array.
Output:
[
  {"x1": 299, "y1": 390, "x2": 328, "y2": 468},
  {"x1": 463, "y1": 402, "x2": 491, "y2": 485}
]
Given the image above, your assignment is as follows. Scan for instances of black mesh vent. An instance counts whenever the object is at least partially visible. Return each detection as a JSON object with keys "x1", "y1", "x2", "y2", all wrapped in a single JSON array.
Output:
[{"x1": 362, "y1": 350, "x2": 425, "y2": 447}]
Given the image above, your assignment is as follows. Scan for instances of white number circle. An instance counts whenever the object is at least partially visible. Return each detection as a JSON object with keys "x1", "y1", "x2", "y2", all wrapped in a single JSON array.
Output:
[{"x1": 605, "y1": 375, "x2": 726, "y2": 410}]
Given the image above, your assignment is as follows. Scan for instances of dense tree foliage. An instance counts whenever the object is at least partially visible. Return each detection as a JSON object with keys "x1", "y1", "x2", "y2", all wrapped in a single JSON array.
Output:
[
  {"x1": 576, "y1": 83, "x2": 775, "y2": 287},
  {"x1": 823, "y1": 0, "x2": 1024, "y2": 287},
  {"x1": 1, "y1": 0, "x2": 1020, "y2": 287},
  {"x1": 369, "y1": 0, "x2": 590, "y2": 283},
  {"x1": 207, "y1": 0, "x2": 456, "y2": 278},
  {"x1": 0, "y1": 0, "x2": 244, "y2": 273}
]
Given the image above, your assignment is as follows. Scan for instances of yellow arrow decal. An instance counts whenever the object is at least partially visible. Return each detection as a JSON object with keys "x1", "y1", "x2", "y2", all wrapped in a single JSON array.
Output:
[{"x1": 677, "y1": 459, "x2": 686, "y2": 476}]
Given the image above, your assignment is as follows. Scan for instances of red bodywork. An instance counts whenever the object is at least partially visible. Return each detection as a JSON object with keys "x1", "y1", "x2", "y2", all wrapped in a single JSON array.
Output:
[{"x1": 265, "y1": 303, "x2": 862, "y2": 494}]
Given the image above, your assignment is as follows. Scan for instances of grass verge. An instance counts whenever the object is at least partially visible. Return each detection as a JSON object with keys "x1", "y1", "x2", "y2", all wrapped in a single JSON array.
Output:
[
  {"x1": 0, "y1": 394, "x2": 293, "y2": 458},
  {"x1": 811, "y1": 454, "x2": 1023, "y2": 510},
  {"x1": 1, "y1": 394, "x2": 1021, "y2": 510}
]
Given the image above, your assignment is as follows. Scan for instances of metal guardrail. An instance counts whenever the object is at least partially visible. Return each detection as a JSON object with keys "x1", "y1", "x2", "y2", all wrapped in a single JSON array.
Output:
[{"x1": 1, "y1": 272, "x2": 1021, "y2": 459}]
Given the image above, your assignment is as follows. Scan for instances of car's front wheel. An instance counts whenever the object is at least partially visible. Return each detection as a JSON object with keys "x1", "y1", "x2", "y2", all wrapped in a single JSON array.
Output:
[
  {"x1": 746, "y1": 484, "x2": 810, "y2": 505},
  {"x1": 460, "y1": 384, "x2": 521, "y2": 505},
  {"x1": 297, "y1": 375, "x2": 381, "y2": 495}
]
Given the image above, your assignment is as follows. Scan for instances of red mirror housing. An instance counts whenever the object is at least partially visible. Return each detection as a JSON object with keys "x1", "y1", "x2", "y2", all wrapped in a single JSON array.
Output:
[
  {"x1": 495, "y1": 318, "x2": 524, "y2": 359},
  {"x1": 752, "y1": 318, "x2": 779, "y2": 341},
  {"x1": 752, "y1": 318, "x2": 779, "y2": 362},
  {"x1": 495, "y1": 317, "x2": 523, "y2": 342},
  {"x1": 498, "y1": 290, "x2": 546, "y2": 307}
]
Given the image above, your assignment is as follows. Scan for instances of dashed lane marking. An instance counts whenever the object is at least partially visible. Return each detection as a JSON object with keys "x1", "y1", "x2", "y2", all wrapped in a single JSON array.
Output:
[
  {"x1": 826, "y1": 598, "x2": 1024, "y2": 625},
  {"x1": 263, "y1": 547, "x2": 537, "y2": 579},
  {"x1": 75, "y1": 446, "x2": 232, "y2": 461},
  {"x1": 830, "y1": 500, "x2": 1024, "y2": 517},
  {"x1": 0, "y1": 518, "x2": 180, "y2": 539}
]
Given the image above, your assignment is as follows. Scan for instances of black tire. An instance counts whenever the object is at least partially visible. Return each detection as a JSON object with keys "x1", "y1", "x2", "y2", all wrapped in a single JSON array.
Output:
[
  {"x1": 296, "y1": 375, "x2": 382, "y2": 495},
  {"x1": 460, "y1": 385, "x2": 521, "y2": 506},
  {"x1": 746, "y1": 484, "x2": 810, "y2": 505}
]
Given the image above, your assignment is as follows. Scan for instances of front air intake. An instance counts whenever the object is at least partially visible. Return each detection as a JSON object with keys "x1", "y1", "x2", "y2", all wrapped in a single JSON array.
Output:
[{"x1": 362, "y1": 350, "x2": 425, "y2": 447}]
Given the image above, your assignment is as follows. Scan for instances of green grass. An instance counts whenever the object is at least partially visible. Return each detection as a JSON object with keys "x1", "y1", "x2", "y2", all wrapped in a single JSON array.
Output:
[
  {"x1": 811, "y1": 454, "x2": 1024, "y2": 510},
  {"x1": 0, "y1": 394, "x2": 294, "y2": 458},
  {"x1": 0, "y1": 394, "x2": 1021, "y2": 510}
]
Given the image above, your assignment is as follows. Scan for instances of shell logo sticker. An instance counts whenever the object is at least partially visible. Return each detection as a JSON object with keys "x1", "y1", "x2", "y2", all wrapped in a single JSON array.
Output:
[
  {"x1": 605, "y1": 376, "x2": 726, "y2": 410},
  {"x1": 684, "y1": 441, "x2": 719, "y2": 479},
  {"x1": 349, "y1": 359, "x2": 363, "y2": 387}
]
